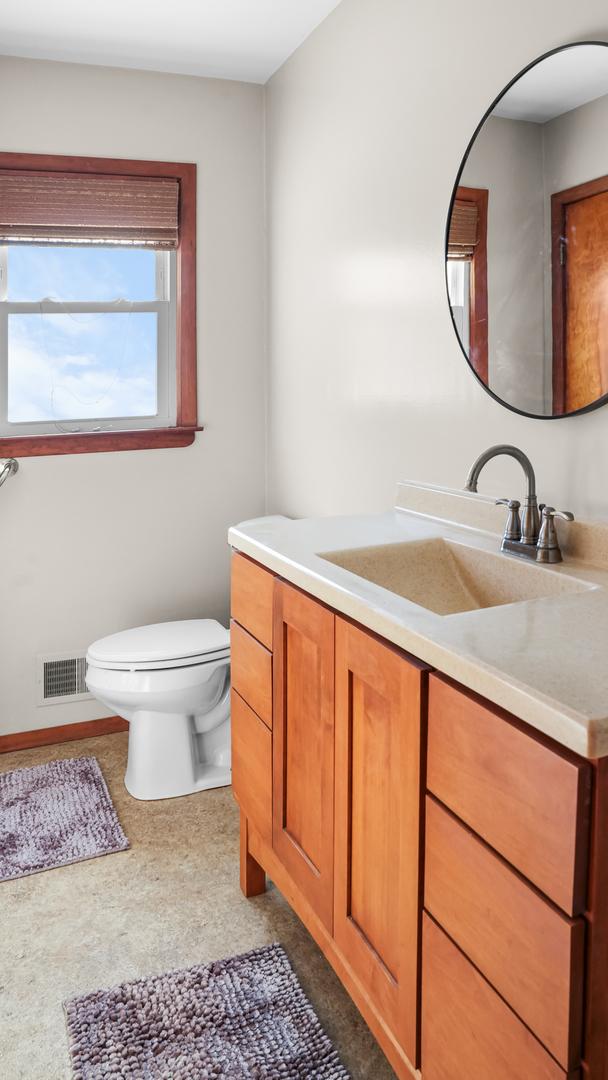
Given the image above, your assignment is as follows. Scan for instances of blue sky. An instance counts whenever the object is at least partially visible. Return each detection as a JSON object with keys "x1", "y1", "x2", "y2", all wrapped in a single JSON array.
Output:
[
  {"x1": 7, "y1": 246, "x2": 158, "y2": 423},
  {"x1": 8, "y1": 246, "x2": 157, "y2": 302}
]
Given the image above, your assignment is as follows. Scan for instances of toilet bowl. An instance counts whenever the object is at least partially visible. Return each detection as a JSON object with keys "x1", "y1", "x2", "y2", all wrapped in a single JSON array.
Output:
[{"x1": 86, "y1": 620, "x2": 231, "y2": 801}]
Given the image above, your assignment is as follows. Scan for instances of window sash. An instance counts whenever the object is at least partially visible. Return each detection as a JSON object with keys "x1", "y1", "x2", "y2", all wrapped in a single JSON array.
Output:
[{"x1": 0, "y1": 249, "x2": 176, "y2": 435}]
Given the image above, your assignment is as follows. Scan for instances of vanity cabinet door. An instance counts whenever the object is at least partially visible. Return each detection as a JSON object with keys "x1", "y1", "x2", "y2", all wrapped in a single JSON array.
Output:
[
  {"x1": 334, "y1": 617, "x2": 427, "y2": 1068},
  {"x1": 272, "y1": 581, "x2": 335, "y2": 931}
]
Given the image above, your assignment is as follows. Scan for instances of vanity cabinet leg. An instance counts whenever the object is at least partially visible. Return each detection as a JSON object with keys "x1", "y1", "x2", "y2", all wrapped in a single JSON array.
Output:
[{"x1": 240, "y1": 811, "x2": 266, "y2": 897}]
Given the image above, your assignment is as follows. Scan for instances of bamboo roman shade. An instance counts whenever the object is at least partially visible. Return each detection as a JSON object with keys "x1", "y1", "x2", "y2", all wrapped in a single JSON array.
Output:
[
  {"x1": 447, "y1": 199, "x2": 479, "y2": 259},
  {"x1": 0, "y1": 171, "x2": 179, "y2": 247}
]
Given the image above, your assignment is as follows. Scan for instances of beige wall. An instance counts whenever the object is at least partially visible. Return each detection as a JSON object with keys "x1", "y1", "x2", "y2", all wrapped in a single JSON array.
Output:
[
  {"x1": 266, "y1": 0, "x2": 608, "y2": 521},
  {"x1": 0, "y1": 57, "x2": 266, "y2": 735},
  {"x1": 544, "y1": 90, "x2": 608, "y2": 192}
]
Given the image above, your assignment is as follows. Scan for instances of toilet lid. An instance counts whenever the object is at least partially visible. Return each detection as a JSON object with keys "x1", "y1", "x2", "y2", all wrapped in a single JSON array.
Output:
[{"x1": 87, "y1": 619, "x2": 230, "y2": 667}]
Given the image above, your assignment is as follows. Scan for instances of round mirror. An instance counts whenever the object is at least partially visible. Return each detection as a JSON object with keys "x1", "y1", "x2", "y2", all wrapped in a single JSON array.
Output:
[{"x1": 447, "y1": 41, "x2": 608, "y2": 418}]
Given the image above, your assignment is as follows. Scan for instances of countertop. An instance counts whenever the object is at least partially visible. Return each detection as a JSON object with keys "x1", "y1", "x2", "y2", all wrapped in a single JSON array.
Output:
[{"x1": 228, "y1": 482, "x2": 608, "y2": 759}]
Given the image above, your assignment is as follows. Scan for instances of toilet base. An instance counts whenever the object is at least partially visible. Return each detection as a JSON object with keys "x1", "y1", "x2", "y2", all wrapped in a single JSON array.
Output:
[
  {"x1": 125, "y1": 762, "x2": 232, "y2": 801},
  {"x1": 124, "y1": 710, "x2": 231, "y2": 801}
]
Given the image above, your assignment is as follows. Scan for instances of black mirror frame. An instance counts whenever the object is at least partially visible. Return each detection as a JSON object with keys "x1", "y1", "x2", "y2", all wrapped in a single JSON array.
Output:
[{"x1": 446, "y1": 39, "x2": 608, "y2": 421}]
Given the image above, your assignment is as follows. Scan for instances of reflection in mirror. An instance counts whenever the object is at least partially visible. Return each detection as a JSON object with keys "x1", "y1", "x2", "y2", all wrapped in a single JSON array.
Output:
[{"x1": 447, "y1": 42, "x2": 608, "y2": 418}]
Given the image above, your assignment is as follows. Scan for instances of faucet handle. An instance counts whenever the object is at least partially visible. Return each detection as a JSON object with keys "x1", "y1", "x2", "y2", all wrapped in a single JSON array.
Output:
[
  {"x1": 536, "y1": 507, "x2": 574, "y2": 563},
  {"x1": 540, "y1": 506, "x2": 574, "y2": 522},
  {"x1": 496, "y1": 498, "x2": 521, "y2": 541}
]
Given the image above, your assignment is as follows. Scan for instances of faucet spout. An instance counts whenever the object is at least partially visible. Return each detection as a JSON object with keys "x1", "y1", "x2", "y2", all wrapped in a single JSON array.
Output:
[
  {"x1": 464, "y1": 444, "x2": 540, "y2": 544},
  {"x1": 465, "y1": 444, "x2": 536, "y2": 498}
]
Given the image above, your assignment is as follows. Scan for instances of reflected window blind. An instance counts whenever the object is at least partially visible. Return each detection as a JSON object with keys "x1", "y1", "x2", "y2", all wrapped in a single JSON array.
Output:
[
  {"x1": 0, "y1": 171, "x2": 179, "y2": 247},
  {"x1": 447, "y1": 199, "x2": 479, "y2": 259}
]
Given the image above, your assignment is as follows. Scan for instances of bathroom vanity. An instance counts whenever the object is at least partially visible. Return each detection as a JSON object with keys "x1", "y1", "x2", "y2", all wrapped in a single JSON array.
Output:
[{"x1": 228, "y1": 482, "x2": 608, "y2": 1080}]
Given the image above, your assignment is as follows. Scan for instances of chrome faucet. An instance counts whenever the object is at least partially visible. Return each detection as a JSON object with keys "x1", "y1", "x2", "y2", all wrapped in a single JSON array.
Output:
[
  {"x1": 464, "y1": 445, "x2": 573, "y2": 563},
  {"x1": 465, "y1": 444, "x2": 540, "y2": 544}
]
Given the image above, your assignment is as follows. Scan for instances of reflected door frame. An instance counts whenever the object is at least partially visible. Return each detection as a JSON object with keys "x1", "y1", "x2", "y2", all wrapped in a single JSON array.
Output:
[
  {"x1": 454, "y1": 186, "x2": 488, "y2": 383},
  {"x1": 551, "y1": 174, "x2": 608, "y2": 415}
]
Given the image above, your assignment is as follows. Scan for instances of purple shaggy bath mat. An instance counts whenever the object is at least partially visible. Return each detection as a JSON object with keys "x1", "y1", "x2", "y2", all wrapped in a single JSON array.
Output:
[
  {"x1": 65, "y1": 942, "x2": 350, "y2": 1079},
  {"x1": 0, "y1": 756, "x2": 128, "y2": 882}
]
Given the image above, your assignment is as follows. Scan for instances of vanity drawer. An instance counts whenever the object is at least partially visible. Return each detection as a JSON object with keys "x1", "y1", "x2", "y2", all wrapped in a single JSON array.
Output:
[
  {"x1": 231, "y1": 691, "x2": 272, "y2": 844},
  {"x1": 427, "y1": 673, "x2": 590, "y2": 915},
  {"x1": 231, "y1": 552, "x2": 274, "y2": 650},
  {"x1": 230, "y1": 620, "x2": 272, "y2": 729},
  {"x1": 422, "y1": 914, "x2": 577, "y2": 1080},
  {"x1": 424, "y1": 797, "x2": 584, "y2": 1069}
]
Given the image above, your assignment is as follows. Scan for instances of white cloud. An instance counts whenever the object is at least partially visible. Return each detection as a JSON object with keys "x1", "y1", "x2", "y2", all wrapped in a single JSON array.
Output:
[{"x1": 7, "y1": 321, "x2": 156, "y2": 423}]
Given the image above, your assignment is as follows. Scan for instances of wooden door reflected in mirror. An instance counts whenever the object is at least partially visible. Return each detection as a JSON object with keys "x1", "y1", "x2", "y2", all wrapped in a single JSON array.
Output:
[{"x1": 552, "y1": 176, "x2": 608, "y2": 414}]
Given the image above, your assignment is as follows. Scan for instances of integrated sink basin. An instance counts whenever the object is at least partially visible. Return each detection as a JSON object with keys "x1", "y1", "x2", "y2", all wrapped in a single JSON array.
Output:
[{"x1": 319, "y1": 537, "x2": 594, "y2": 616}]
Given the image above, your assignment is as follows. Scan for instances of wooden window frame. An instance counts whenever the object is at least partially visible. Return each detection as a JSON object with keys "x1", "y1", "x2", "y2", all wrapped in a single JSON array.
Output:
[
  {"x1": 0, "y1": 151, "x2": 199, "y2": 457},
  {"x1": 453, "y1": 186, "x2": 489, "y2": 384},
  {"x1": 551, "y1": 174, "x2": 608, "y2": 416}
]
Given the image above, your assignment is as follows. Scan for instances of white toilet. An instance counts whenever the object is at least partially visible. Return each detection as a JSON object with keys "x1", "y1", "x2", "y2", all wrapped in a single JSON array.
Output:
[{"x1": 86, "y1": 620, "x2": 231, "y2": 801}]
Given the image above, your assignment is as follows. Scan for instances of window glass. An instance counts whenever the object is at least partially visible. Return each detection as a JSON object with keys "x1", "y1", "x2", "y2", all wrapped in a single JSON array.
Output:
[
  {"x1": 7, "y1": 245, "x2": 157, "y2": 302},
  {"x1": 447, "y1": 259, "x2": 470, "y2": 354},
  {"x1": 7, "y1": 312, "x2": 158, "y2": 422}
]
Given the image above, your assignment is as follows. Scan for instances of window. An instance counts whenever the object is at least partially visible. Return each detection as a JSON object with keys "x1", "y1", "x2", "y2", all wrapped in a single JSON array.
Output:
[
  {"x1": 0, "y1": 153, "x2": 197, "y2": 456},
  {"x1": 447, "y1": 186, "x2": 488, "y2": 382},
  {"x1": 1, "y1": 245, "x2": 175, "y2": 435}
]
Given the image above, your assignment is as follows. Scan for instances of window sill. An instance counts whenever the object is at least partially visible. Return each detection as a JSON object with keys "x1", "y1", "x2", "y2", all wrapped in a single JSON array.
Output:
[{"x1": 0, "y1": 426, "x2": 202, "y2": 458}]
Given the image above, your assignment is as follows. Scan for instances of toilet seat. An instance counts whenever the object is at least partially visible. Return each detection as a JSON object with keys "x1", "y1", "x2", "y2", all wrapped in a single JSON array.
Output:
[
  {"x1": 87, "y1": 619, "x2": 230, "y2": 672},
  {"x1": 87, "y1": 648, "x2": 231, "y2": 672}
]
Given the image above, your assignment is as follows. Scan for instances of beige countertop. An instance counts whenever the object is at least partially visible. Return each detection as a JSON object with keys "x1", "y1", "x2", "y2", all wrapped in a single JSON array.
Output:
[{"x1": 228, "y1": 482, "x2": 608, "y2": 760}]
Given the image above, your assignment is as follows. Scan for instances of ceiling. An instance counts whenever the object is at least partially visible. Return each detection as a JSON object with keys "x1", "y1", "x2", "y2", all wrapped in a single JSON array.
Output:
[
  {"x1": 0, "y1": 0, "x2": 343, "y2": 84},
  {"x1": 493, "y1": 44, "x2": 608, "y2": 123}
]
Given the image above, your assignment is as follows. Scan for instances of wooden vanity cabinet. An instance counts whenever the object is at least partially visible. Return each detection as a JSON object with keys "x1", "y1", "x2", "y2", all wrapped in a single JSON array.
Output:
[{"x1": 231, "y1": 552, "x2": 604, "y2": 1079}]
